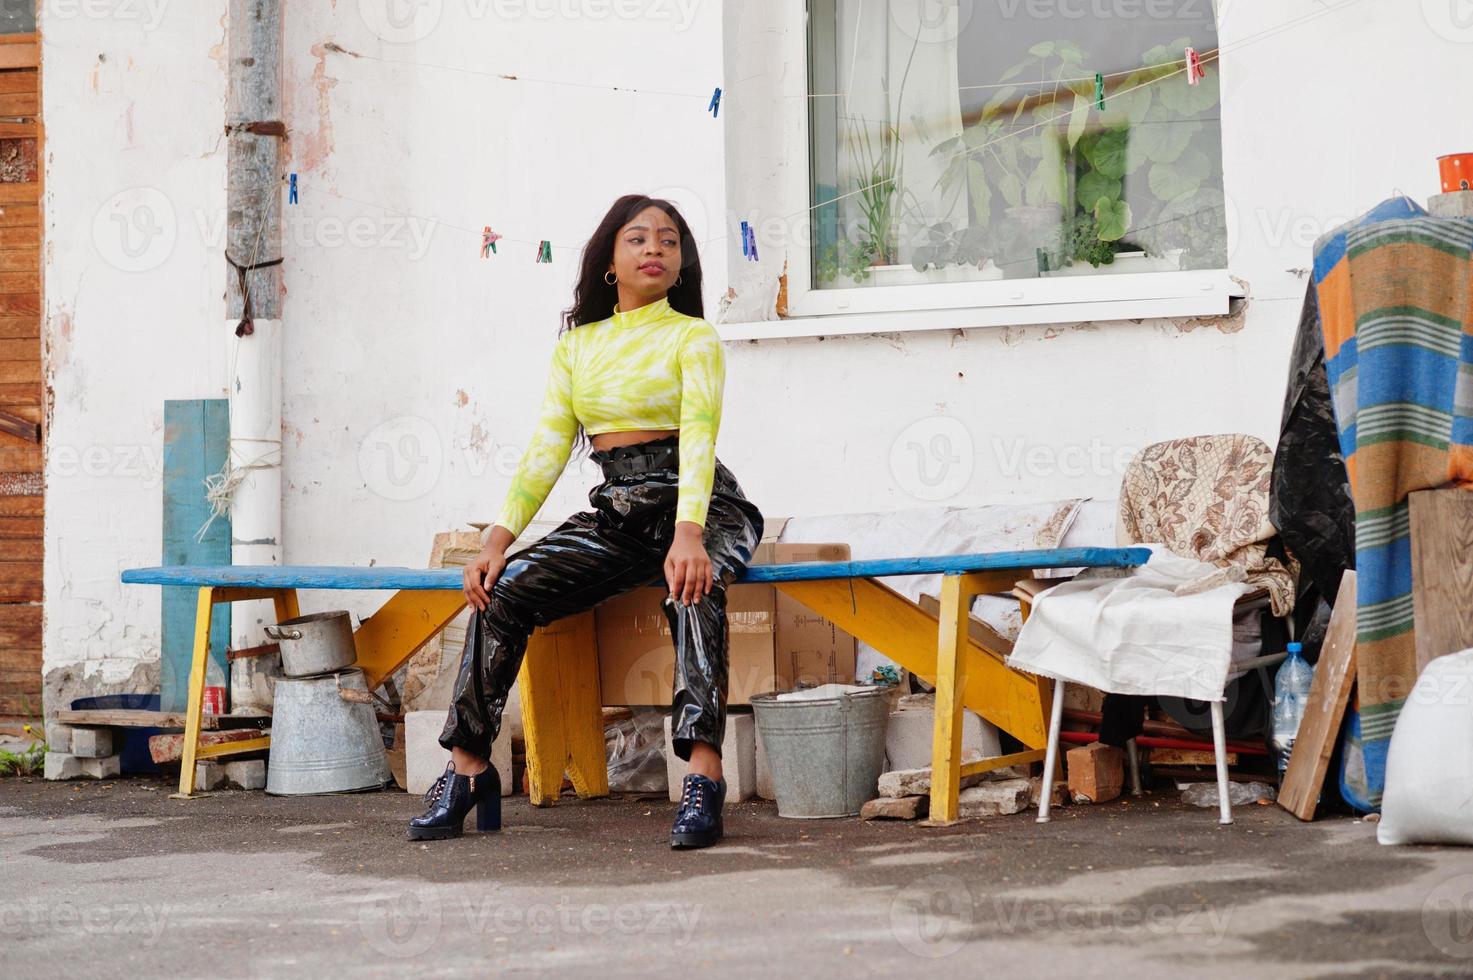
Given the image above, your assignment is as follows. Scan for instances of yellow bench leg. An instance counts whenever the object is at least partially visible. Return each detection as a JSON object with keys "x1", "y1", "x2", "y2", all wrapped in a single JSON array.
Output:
[
  {"x1": 178, "y1": 586, "x2": 214, "y2": 796},
  {"x1": 520, "y1": 611, "x2": 608, "y2": 806},
  {"x1": 929, "y1": 574, "x2": 970, "y2": 824}
]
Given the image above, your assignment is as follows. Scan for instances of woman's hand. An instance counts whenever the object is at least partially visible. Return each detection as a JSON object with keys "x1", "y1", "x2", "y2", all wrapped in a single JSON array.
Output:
[
  {"x1": 664, "y1": 522, "x2": 713, "y2": 606},
  {"x1": 463, "y1": 546, "x2": 508, "y2": 612}
]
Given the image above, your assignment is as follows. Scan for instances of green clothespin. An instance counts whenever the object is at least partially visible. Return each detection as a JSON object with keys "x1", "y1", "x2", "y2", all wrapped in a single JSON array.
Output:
[
  {"x1": 536, "y1": 240, "x2": 552, "y2": 263},
  {"x1": 1095, "y1": 73, "x2": 1105, "y2": 111}
]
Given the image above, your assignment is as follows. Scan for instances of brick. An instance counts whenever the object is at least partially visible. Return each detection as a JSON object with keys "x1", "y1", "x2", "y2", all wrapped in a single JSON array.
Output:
[
  {"x1": 70, "y1": 728, "x2": 114, "y2": 759},
  {"x1": 664, "y1": 712, "x2": 755, "y2": 803},
  {"x1": 223, "y1": 760, "x2": 266, "y2": 790},
  {"x1": 1067, "y1": 742, "x2": 1124, "y2": 804},
  {"x1": 860, "y1": 795, "x2": 927, "y2": 820},
  {"x1": 44, "y1": 752, "x2": 82, "y2": 780},
  {"x1": 79, "y1": 755, "x2": 120, "y2": 779},
  {"x1": 194, "y1": 760, "x2": 225, "y2": 791},
  {"x1": 956, "y1": 778, "x2": 1031, "y2": 818},
  {"x1": 1029, "y1": 775, "x2": 1067, "y2": 809}
]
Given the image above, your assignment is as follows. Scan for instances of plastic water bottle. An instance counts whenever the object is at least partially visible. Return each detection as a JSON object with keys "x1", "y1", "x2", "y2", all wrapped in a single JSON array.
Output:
[{"x1": 1271, "y1": 642, "x2": 1314, "y2": 775}]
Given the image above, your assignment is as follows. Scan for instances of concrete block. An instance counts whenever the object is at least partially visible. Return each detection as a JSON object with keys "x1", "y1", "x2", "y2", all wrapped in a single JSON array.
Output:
[
  {"x1": 1430, "y1": 190, "x2": 1473, "y2": 218},
  {"x1": 1067, "y1": 742, "x2": 1123, "y2": 804},
  {"x1": 956, "y1": 778, "x2": 1031, "y2": 818},
  {"x1": 44, "y1": 752, "x2": 82, "y2": 780},
  {"x1": 877, "y1": 753, "x2": 992, "y2": 799},
  {"x1": 70, "y1": 728, "x2": 114, "y2": 759},
  {"x1": 404, "y1": 710, "x2": 511, "y2": 797},
  {"x1": 44, "y1": 720, "x2": 73, "y2": 754},
  {"x1": 663, "y1": 712, "x2": 755, "y2": 803},
  {"x1": 884, "y1": 697, "x2": 999, "y2": 773},
  {"x1": 80, "y1": 755, "x2": 121, "y2": 780},
  {"x1": 754, "y1": 724, "x2": 775, "y2": 800},
  {"x1": 223, "y1": 759, "x2": 267, "y2": 790},
  {"x1": 195, "y1": 760, "x2": 225, "y2": 791},
  {"x1": 861, "y1": 795, "x2": 927, "y2": 820}
]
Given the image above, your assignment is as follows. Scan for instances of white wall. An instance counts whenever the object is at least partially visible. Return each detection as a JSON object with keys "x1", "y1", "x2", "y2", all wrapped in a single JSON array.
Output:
[{"x1": 41, "y1": 1, "x2": 1473, "y2": 692}]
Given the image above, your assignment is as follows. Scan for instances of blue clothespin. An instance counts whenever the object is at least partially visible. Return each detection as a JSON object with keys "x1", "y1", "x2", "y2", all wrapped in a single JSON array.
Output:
[
  {"x1": 708, "y1": 86, "x2": 721, "y2": 118},
  {"x1": 746, "y1": 223, "x2": 758, "y2": 261},
  {"x1": 288, "y1": 173, "x2": 298, "y2": 205},
  {"x1": 739, "y1": 220, "x2": 750, "y2": 257}
]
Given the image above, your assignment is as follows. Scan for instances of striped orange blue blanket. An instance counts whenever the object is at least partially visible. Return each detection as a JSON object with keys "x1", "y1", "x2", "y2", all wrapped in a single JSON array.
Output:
[{"x1": 1312, "y1": 196, "x2": 1473, "y2": 808}]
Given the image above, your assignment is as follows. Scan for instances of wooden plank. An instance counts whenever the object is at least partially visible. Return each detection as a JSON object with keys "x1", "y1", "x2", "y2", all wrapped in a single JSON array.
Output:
[
  {"x1": 55, "y1": 708, "x2": 225, "y2": 729},
  {"x1": 0, "y1": 272, "x2": 39, "y2": 292},
  {"x1": 0, "y1": 338, "x2": 38, "y2": 360},
  {"x1": 0, "y1": 360, "x2": 38, "y2": 383},
  {"x1": 520, "y1": 611, "x2": 607, "y2": 806},
  {"x1": 0, "y1": 183, "x2": 39, "y2": 204},
  {"x1": 0, "y1": 228, "x2": 39, "y2": 249},
  {"x1": 1409, "y1": 489, "x2": 1473, "y2": 676},
  {"x1": 918, "y1": 591, "x2": 1015, "y2": 656},
  {"x1": 928, "y1": 573, "x2": 973, "y2": 823},
  {"x1": 0, "y1": 205, "x2": 39, "y2": 227},
  {"x1": 161, "y1": 400, "x2": 232, "y2": 712},
  {"x1": 0, "y1": 92, "x2": 38, "y2": 115},
  {"x1": 0, "y1": 72, "x2": 37, "y2": 94},
  {"x1": 0, "y1": 539, "x2": 40, "y2": 561},
  {"x1": 0, "y1": 516, "x2": 39, "y2": 538},
  {"x1": 0, "y1": 317, "x2": 37, "y2": 338},
  {"x1": 0, "y1": 249, "x2": 39, "y2": 272},
  {"x1": 0, "y1": 41, "x2": 38, "y2": 70},
  {"x1": 1279, "y1": 572, "x2": 1358, "y2": 821},
  {"x1": 775, "y1": 574, "x2": 1052, "y2": 748},
  {"x1": 0, "y1": 494, "x2": 40, "y2": 515}
]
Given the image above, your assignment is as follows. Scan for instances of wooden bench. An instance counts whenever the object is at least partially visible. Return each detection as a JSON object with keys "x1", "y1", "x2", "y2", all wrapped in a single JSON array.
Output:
[{"x1": 121, "y1": 546, "x2": 1148, "y2": 821}]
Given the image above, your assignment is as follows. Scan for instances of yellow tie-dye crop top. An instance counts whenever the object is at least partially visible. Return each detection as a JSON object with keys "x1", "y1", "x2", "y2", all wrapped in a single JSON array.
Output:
[{"x1": 492, "y1": 295, "x2": 726, "y2": 539}]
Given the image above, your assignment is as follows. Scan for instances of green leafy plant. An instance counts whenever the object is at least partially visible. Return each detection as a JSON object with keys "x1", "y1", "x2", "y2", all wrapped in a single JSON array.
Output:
[
  {"x1": 910, "y1": 221, "x2": 991, "y2": 273},
  {"x1": 922, "y1": 34, "x2": 1223, "y2": 274},
  {"x1": 1, "y1": 722, "x2": 46, "y2": 776},
  {"x1": 816, "y1": 237, "x2": 879, "y2": 285}
]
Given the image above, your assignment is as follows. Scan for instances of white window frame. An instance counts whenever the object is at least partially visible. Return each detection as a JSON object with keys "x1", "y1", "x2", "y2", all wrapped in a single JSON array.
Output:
[{"x1": 717, "y1": 3, "x2": 1236, "y2": 342}]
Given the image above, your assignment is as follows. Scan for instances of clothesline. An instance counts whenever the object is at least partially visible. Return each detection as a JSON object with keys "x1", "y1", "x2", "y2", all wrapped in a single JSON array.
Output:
[{"x1": 291, "y1": 0, "x2": 1357, "y2": 259}]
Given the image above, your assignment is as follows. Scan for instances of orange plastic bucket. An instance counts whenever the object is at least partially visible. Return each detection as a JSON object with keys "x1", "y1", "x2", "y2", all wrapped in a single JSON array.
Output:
[{"x1": 1439, "y1": 153, "x2": 1473, "y2": 192}]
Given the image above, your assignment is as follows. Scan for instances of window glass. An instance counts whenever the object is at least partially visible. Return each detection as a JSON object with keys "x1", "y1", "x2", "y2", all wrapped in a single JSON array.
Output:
[{"x1": 809, "y1": 0, "x2": 1226, "y2": 289}]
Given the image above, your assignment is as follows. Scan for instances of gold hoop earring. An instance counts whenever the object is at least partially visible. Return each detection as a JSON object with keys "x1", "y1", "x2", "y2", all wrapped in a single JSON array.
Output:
[
  {"x1": 604, "y1": 270, "x2": 617, "y2": 285},
  {"x1": 675, "y1": 275, "x2": 683, "y2": 287}
]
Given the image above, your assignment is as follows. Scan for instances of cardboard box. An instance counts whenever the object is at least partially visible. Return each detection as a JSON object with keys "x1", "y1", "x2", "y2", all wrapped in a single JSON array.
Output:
[{"x1": 595, "y1": 540, "x2": 857, "y2": 706}]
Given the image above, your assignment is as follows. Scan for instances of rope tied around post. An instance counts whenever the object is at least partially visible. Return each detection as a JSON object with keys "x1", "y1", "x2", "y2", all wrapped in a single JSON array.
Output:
[{"x1": 225, "y1": 253, "x2": 284, "y2": 337}]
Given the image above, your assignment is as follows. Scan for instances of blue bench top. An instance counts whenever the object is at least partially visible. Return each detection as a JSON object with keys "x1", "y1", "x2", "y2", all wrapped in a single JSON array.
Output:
[{"x1": 121, "y1": 547, "x2": 1149, "y2": 590}]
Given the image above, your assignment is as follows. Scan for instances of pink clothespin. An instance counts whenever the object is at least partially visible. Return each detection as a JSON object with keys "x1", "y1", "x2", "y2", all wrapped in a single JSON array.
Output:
[
  {"x1": 1186, "y1": 47, "x2": 1205, "y2": 85},
  {"x1": 481, "y1": 227, "x2": 501, "y2": 257}
]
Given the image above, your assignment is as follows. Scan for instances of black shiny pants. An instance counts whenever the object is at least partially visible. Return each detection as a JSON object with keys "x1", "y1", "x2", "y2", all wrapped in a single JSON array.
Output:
[{"x1": 438, "y1": 435, "x2": 765, "y2": 762}]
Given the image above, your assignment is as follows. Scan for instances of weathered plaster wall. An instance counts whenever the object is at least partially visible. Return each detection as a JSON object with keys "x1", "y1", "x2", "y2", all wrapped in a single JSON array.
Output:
[{"x1": 40, "y1": 1, "x2": 1473, "y2": 695}]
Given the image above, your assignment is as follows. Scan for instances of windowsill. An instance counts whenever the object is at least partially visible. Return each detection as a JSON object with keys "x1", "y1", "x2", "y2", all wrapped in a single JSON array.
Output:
[{"x1": 716, "y1": 270, "x2": 1240, "y2": 341}]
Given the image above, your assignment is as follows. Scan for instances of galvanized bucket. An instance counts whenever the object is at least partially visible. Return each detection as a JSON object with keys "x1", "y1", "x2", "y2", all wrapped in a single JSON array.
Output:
[
  {"x1": 750, "y1": 686, "x2": 891, "y2": 818},
  {"x1": 266, "y1": 667, "x2": 391, "y2": 795}
]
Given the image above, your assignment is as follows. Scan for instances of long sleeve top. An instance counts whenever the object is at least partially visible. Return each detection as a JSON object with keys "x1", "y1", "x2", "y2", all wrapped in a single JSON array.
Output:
[{"x1": 492, "y1": 295, "x2": 726, "y2": 539}]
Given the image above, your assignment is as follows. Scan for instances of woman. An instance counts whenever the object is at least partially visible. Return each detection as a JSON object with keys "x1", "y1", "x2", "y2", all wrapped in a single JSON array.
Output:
[{"x1": 409, "y1": 194, "x2": 765, "y2": 850}]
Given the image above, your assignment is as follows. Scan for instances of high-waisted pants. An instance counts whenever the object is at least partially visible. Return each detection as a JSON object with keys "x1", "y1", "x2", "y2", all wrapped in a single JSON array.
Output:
[{"x1": 438, "y1": 435, "x2": 765, "y2": 762}]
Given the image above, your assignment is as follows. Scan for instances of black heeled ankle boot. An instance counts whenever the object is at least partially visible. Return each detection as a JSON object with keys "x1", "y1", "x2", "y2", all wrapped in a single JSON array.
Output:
[
  {"x1": 670, "y1": 773, "x2": 726, "y2": 850},
  {"x1": 408, "y1": 761, "x2": 501, "y2": 841}
]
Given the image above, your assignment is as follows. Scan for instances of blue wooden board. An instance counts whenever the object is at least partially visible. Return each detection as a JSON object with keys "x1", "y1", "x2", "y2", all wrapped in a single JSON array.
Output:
[
  {"x1": 160, "y1": 400, "x2": 231, "y2": 711},
  {"x1": 122, "y1": 547, "x2": 1150, "y2": 591}
]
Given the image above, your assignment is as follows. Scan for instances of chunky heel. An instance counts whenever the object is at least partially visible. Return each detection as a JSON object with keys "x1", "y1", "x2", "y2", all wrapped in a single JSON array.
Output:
[
  {"x1": 408, "y1": 761, "x2": 501, "y2": 841},
  {"x1": 475, "y1": 767, "x2": 502, "y2": 832}
]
